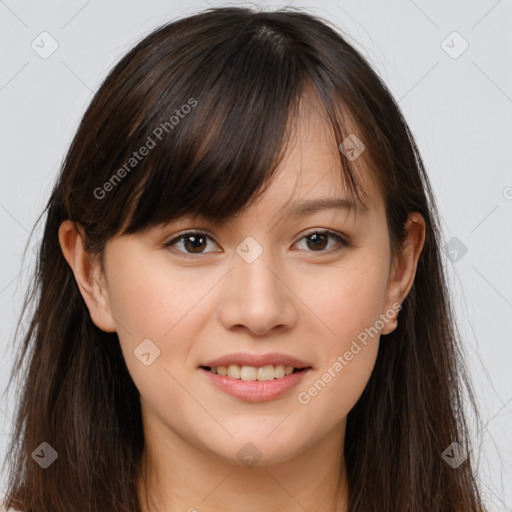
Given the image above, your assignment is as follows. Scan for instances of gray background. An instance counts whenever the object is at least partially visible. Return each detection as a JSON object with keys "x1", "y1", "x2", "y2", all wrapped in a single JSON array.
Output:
[{"x1": 1, "y1": 0, "x2": 511, "y2": 509}]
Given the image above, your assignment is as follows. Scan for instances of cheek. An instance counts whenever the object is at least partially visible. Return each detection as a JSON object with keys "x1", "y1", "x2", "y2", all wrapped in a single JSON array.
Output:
[
  {"x1": 296, "y1": 280, "x2": 383, "y2": 424},
  {"x1": 295, "y1": 251, "x2": 387, "y2": 405},
  {"x1": 107, "y1": 253, "x2": 210, "y2": 340},
  {"x1": 108, "y1": 266, "x2": 168, "y2": 337},
  {"x1": 105, "y1": 254, "x2": 219, "y2": 390},
  {"x1": 304, "y1": 251, "x2": 390, "y2": 344}
]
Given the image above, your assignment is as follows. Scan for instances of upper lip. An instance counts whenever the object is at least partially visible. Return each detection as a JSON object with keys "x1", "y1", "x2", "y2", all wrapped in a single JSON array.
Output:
[{"x1": 200, "y1": 352, "x2": 312, "y2": 369}]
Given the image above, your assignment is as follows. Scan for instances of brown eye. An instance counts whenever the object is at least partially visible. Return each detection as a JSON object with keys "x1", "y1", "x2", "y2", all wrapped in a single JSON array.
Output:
[
  {"x1": 165, "y1": 231, "x2": 219, "y2": 255},
  {"x1": 306, "y1": 233, "x2": 328, "y2": 251},
  {"x1": 295, "y1": 231, "x2": 348, "y2": 253},
  {"x1": 182, "y1": 234, "x2": 207, "y2": 253}
]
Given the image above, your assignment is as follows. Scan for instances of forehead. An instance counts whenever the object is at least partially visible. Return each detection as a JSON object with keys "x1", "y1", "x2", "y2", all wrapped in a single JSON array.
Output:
[
  {"x1": 117, "y1": 87, "x2": 384, "y2": 239},
  {"x1": 244, "y1": 92, "x2": 381, "y2": 219}
]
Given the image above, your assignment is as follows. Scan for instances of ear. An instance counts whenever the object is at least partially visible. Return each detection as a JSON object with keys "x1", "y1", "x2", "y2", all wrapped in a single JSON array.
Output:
[
  {"x1": 381, "y1": 212, "x2": 426, "y2": 335},
  {"x1": 58, "y1": 220, "x2": 117, "y2": 333}
]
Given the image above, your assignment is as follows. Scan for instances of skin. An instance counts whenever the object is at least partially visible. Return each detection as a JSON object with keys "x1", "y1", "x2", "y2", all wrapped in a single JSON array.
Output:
[{"x1": 59, "y1": 95, "x2": 425, "y2": 512}]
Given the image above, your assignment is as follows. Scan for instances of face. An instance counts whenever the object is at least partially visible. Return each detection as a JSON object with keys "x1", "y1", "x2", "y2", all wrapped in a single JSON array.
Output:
[{"x1": 60, "y1": 96, "x2": 424, "y2": 470}]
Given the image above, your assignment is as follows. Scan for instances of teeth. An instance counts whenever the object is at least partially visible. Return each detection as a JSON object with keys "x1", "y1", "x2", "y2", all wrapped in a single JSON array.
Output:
[
  {"x1": 227, "y1": 365, "x2": 241, "y2": 379},
  {"x1": 209, "y1": 364, "x2": 297, "y2": 381}
]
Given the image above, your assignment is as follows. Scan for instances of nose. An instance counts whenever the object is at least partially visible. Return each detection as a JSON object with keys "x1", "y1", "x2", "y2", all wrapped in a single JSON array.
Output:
[{"x1": 216, "y1": 248, "x2": 298, "y2": 336}]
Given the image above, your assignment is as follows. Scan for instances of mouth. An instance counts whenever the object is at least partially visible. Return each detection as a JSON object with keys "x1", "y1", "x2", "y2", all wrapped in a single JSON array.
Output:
[
  {"x1": 199, "y1": 364, "x2": 311, "y2": 381},
  {"x1": 198, "y1": 353, "x2": 313, "y2": 401},
  {"x1": 199, "y1": 364, "x2": 313, "y2": 402}
]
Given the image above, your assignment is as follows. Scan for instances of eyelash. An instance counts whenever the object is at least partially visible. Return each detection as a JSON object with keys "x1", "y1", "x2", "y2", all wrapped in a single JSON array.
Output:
[{"x1": 163, "y1": 229, "x2": 349, "y2": 258}]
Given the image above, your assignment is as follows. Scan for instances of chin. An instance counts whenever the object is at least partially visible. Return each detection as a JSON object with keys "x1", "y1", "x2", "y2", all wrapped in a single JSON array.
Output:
[{"x1": 202, "y1": 432, "x2": 306, "y2": 469}]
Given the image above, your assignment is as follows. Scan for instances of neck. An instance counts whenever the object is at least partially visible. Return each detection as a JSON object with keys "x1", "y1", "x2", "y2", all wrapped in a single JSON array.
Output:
[{"x1": 137, "y1": 417, "x2": 350, "y2": 512}]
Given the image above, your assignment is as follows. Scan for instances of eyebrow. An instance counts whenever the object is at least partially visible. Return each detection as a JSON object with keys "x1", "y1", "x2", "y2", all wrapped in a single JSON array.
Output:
[
  {"x1": 284, "y1": 197, "x2": 369, "y2": 217},
  {"x1": 155, "y1": 197, "x2": 369, "y2": 233}
]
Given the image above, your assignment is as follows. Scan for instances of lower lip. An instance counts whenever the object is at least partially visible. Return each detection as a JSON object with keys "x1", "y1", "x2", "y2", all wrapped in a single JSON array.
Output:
[{"x1": 200, "y1": 368, "x2": 312, "y2": 402}]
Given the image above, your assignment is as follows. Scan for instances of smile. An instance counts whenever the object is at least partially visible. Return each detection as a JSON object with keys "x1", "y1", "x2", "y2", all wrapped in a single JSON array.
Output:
[{"x1": 201, "y1": 364, "x2": 307, "y2": 381}]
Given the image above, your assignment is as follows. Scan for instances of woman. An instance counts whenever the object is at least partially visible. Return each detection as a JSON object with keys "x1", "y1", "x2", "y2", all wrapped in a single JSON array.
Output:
[{"x1": 2, "y1": 6, "x2": 486, "y2": 511}]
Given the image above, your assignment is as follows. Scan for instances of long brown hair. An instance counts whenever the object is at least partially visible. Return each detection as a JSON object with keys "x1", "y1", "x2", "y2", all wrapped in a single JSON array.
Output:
[{"x1": 2, "y1": 6, "x2": 486, "y2": 511}]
